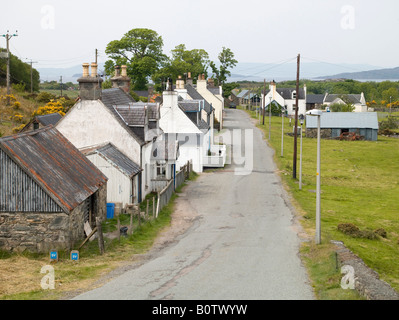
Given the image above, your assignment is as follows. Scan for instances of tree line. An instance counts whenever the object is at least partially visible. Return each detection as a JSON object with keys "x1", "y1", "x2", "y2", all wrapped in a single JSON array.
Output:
[
  {"x1": 103, "y1": 28, "x2": 239, "y2": 97},
  {"x1": 0, "y1": 48, "x2": 40, "y2": 92}
]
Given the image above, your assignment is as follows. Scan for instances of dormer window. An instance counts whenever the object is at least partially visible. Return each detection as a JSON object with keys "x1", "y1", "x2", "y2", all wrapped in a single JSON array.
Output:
[{"x1": 292, "y1": 91, "x2": 297, "y2": 99}]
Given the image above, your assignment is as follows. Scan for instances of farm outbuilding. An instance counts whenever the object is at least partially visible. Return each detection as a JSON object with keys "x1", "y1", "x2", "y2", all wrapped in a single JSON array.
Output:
[
  {"x1": 0, "y1": 126, "x2": 108, "y2": 253},
  {"x1": 306, "y1": 112, "x2": 379, "y2": 141}
]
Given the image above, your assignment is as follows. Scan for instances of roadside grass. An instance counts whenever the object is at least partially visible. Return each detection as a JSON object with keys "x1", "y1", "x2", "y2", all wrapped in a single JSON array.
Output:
[
  {"x1": 0, "y1": 170, "x2": 199, "y2": 300},
  {"x1": 0, "y1": 191, "x2": 181, "y2": 300},
  {"x1": 240, "y1": 106, "x2": 399, "y2": 299}
]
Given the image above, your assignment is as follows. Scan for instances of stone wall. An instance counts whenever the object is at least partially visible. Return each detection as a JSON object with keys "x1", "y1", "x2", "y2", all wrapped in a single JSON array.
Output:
[
  {"x1": 306, "y1": 128, "x2": 332, "y2": 139},
  {"x1": 0, "y1": 184, "x2": 107, "y2": 253}
]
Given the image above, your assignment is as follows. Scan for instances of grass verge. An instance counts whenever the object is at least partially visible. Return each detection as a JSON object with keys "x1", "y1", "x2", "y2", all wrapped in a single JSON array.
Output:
[{"x1": 240, "y1": 106, "x2": 399, "y2": 299}]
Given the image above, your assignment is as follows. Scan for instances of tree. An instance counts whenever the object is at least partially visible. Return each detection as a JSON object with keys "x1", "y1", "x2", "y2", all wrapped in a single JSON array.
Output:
[
  {"x1": 210, "y1": 47, "x2": 238, "y2": 86},
  {"x1": 104, "y1": 28, "x2": 167, "y2": 90},
  {"x1": 153, "y1": 44, "x2": 210, "y2": 89},
  {"x1": 0, "y1": 48, "x2": 40, "y2": 92},
  {"x1": 382, "y1": 87, "x2": 399, "y2": 105}
]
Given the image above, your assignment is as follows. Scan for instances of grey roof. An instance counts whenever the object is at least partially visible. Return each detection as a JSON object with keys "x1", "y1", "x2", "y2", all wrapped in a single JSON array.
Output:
[
  {"x1": 102, "y1": 88, "x2": 136, "y2": 107},
  {"x1": 96, "y1": 143, "x2": 141, "y2": 177},
  {"x1": 102, "y1": 88, "x2": 146, "y2": 145},
  {"x1": 324, "y1": 94, "x2": 363, "y2": 104},
  {"x1": 185, "y1": 84, "x2": 213, "y2": 114},
  {"x1": 36, "y1": 113, "x2": 63, "y2": 126},
  {"x1": 306, "y1": 94, "x2": 326, "y2": 104},
  {"x1": 237, "y1": 90, "x2": 250, "y2": 98},
  {"x1": 208, "y1": 87, "x2": 221, "y2": 95},
  {"x1": 179, "y1": 100, "x2": 202, "y2": 112},
  {"x1": 306, "y1": 112, "x2": 379, "y2": 130},
  {"x1": 276, "y1": 87, "x2": 306, "y2": 100},
  {"x1": 0, "y1": 126, "x2": 108, "y2": 213},
  {"x1": 114, "y1": 105, "x2": 146, "y2": 126}
]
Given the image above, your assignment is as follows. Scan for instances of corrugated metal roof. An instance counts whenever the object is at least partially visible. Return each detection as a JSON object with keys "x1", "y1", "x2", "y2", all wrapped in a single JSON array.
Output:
[
  {"x1": 96, "y1": 143, "x2": 141, "y2": 178},
  {"x1": 306, "y1": 112, "x2": 379, "y2": 129},
  {"x1": 0, "y1": 126, "x2": 108, "y2": 213}
]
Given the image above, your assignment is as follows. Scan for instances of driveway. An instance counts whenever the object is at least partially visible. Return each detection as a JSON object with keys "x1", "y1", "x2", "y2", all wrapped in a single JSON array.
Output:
[{"x1": 74, "y1": 109, "x2": 314, "y2": 300}]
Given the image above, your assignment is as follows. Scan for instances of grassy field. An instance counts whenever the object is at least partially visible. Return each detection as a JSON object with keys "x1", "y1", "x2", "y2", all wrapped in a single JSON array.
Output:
[{"x1": 241, "y1": 107, "x2": 399, "y2": 298}]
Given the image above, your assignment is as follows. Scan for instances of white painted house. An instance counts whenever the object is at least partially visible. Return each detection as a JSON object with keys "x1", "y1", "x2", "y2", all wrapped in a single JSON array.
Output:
[
  {"x1": 195, "y1": 74, "x2": 224, "y2": 129},
  {"x1": 56, "y1": 63, "x2": 164, "y2": 204},
  {"x1": 323, "y1": 93, "x2": 368, "y2": 113},
  {"x1": 262, "y1": 81, "x2": 307, "y2": 117},
  {"x1": 81, "y1": 142, "x2": 141, "y2": 206},
  {"x1": 160, "y1": 88, "x2": 211, "y2": 173}
]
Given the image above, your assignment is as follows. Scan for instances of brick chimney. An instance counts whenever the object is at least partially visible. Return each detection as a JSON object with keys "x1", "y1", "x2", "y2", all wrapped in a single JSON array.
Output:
[
  {"x1": 78, "y1": 62, "x2": 103, "y2": 100},
  {"x1": 186, "y1": 72, "x2": 193, "y2": 86},
  {"x1": 175, "y1": 75, "x2": 187, "y2": 99},
  {"x1": 111, "y1": 65, "x2": 131, "y2": 93}
]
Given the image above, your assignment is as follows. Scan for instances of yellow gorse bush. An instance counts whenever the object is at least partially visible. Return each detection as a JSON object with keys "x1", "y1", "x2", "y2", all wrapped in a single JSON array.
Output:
[{"x1": 32, "y1": 99, "x2": 66, "y2": 117}]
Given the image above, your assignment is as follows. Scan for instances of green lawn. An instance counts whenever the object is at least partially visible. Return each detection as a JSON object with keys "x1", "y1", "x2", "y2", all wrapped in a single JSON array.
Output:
[{"x1": 243, "y1": 107, "x2": 399, "y2": 294}]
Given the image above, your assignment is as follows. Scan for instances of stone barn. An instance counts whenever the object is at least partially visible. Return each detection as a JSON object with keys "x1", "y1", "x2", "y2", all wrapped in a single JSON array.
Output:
[
  {"x1": 306, "y1": 112, "x2": 379, "y2": 141},
  {"x1": 0, "y1": 126, "x2": 108, "y2": 253}
]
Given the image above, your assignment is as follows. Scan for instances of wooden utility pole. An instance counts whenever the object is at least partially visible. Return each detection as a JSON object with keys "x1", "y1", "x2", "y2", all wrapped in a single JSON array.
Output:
[
  {"x1": 28, "y1": 59, "x2": 38, "y2": 94},
  {"x1": 60, "y1": 76, "x2": 63, "y2": 97},
  {"x1": 95, "y1": 48, "x2": 98, "y2": 64},
  {"x1": 293, "y1": 54, "x2": 301, "y2": 179},
  {"x1": 262, "y1": 79, "x2": 266, "y2": 125},
  {"x1": 1, "y1": 31, "x2": 18, "y2": 105}
]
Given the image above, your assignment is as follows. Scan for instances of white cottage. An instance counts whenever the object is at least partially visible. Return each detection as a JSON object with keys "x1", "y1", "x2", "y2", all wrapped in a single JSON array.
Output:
[
  {"x1": 262, "y1": 81, "x2": 307, "y2": 117},
  {"x1": 160, "y1": 87, "x2": 211, "y2": 173},
  {"x1": 56, "y1": 63, "x2": 163, "y2": 203}
]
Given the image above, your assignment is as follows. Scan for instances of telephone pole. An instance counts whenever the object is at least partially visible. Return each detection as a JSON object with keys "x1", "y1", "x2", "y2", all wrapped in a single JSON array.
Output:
[
  {"x1": 293, "y1": 54, "x2": 301, "y2": 180},
  {"x1": 60, "y1": 76, "x2": 63, "y2": 97},
  {"x1": 95, "y1": 48, "x2": 98, "y2": 64},
  {"x1": 1, "y1": 30, "x2": 18, "y2": 105},
  {"x1": 262, "y1": 79, "x2": 266, "y2": 125},
  {"x1": 27, "y1": 59, "x2": 38, "y2": 94}
]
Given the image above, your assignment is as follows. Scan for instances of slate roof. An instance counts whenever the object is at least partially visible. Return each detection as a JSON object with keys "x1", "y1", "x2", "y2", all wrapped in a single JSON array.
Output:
[
  {"x1": 185, "y1": 84, "x2": 214, "y2": 114},
  {"x1": 0, "y1": 126, "x2": 108, "y2": 213},
  {"x1": 237, "y1": 90, "x2": 250, "y2": 98},
  {"x1": 36, "y1": 113, "x2": 63, "y2": 126},
  {"x1": 306, "y1": 94, "x2": 326, "y2": 104},
  {"x1": 306, "y1": 112, "x2": 379, "y2": 129},
  {"x1": 324, "y1": 94, "x2": 363, "y2": 104},
  {"x1": 82, "y1": 143, "x2": 141, "y2": 178},
  {"x1": 113, "y1": 105, "x2": 146, "y2": 126},
  {"x1": 276, "y1": 88, "x2": 306, "y2": 100},
  {"x1": 178, "y1": 100, "x2": 210, "y2": 131},
  {"x1": 101, "y1": 88, "x2": 147, "y2": 145}
]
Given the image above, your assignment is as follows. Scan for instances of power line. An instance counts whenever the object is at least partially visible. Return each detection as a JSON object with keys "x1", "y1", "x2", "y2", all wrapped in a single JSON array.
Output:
[{"x1": 1, "y1": 30, "x2": 18, "y2": 105}]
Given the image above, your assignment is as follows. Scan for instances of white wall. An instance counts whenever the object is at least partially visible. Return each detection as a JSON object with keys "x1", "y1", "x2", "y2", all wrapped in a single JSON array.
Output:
[
  {"x1": 86, "y1": 153, "x2": 135, "y2": 206},
  {"x1": 196, "y1": 80, "x2": 224, "y2": 129}
]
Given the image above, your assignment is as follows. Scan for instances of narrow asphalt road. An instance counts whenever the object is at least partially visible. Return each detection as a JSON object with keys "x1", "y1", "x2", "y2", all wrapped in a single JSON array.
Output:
[{"x1": 74, "y1": 109, "x2": 314, "y2": 300}]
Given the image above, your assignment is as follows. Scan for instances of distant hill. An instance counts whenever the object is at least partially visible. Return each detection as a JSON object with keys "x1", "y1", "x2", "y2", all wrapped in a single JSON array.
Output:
[{"x1": 317, "y1": 66, "x2": 399, "y2": 80}]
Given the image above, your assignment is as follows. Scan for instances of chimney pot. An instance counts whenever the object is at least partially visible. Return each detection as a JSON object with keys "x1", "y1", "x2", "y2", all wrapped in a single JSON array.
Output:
[
  {"x1": 114, "y1": 65, "x2": 121, "y2": 77},
  {"x1": 121, "y1": 65, "x2": 128, "y2": 77},
  {"x1": 91, "y1": 63, "x2": 98, "y2": 77},
  {"x1": 82, "y1": 63, "x2": 90, "y2": 77}
]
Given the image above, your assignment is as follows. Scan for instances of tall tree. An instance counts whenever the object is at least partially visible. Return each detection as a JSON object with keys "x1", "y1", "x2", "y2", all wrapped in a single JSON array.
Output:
[
  {"x1": 210, "y1": 47, "x2": 238, "y2": 86},
  {"x1": 152, "y1": 44, "x2": 210, "y2": 89},
  {"x1": 104, "y1": 28, "x2": 167, "y2": 90}
]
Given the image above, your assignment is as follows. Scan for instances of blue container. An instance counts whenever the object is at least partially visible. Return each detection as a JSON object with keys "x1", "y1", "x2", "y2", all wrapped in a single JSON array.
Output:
[{"x1": 106, "y1": 203, "x2": 115, "y2": 219}]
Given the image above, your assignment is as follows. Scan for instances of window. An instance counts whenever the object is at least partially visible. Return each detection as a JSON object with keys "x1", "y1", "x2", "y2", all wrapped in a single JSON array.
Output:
[
  {"x1": 156, "y1": 161, "x2": 166, "y2": 178},
  {"x1": 292, "y1": 91, "x2": 297, "y2": 99}
]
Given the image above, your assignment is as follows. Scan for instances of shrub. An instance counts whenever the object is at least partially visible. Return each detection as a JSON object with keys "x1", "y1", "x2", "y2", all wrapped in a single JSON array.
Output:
[{"x1": 36, "y1": 91, "x2": 57, "y2": 103}]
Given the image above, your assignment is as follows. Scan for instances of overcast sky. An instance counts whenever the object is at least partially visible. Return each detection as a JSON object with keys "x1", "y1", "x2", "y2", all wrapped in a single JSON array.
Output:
[{"x1": 1, "y1": 0, "x2": 399, "y2": 73}]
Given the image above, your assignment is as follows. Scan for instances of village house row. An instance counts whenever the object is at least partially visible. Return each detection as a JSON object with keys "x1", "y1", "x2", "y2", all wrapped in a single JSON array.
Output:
[{"x1": 0, "y1": 63, "x2": 226, "y2": 253}]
